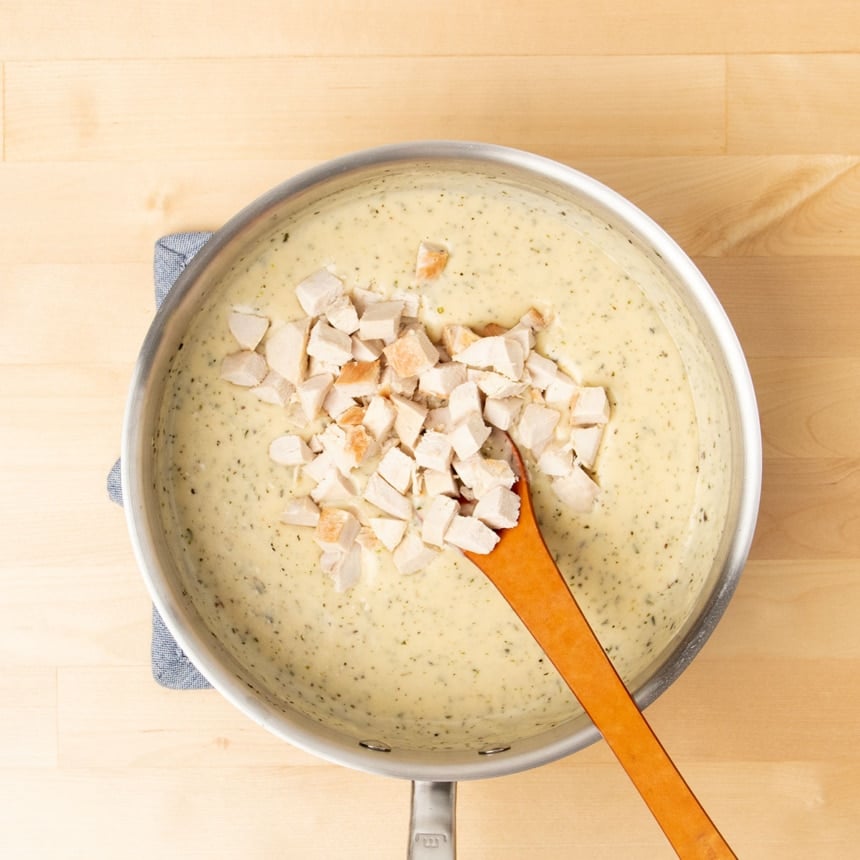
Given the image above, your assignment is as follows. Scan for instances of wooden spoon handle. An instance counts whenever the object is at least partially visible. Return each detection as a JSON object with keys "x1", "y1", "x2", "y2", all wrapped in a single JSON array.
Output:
[{"x1": 470, "y1": 536, "x2": 736, "y2": 859}]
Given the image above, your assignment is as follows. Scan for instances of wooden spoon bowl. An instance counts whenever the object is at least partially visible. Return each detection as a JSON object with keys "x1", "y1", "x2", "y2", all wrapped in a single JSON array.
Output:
[{"x1": 464, "y1": 439, "x2": 736, "y2": 859}]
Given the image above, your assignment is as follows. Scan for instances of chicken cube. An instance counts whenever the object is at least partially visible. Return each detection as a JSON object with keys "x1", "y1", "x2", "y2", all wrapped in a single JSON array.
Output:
[
  {"x1": 421, "y1": 495, "x2": 459, "y2": 547},
  {"x1": 390, "y1": 393, "x2": 428, "y2": 450},
  {"x1": 445, "y1": 515, "x2": 500, "y2": 554},
  {"x1": 363, "y1": 394, "x2": 396, "y2": 441},
  {"x1": 269, "y1": 434, "x2": 314, "y2": 466},
  {"x1": 228, "y1": 310, "x2": 269, "y2": 350},
  {"x1": 313, "y1": 506, "x2": 360, "y2": 553},
  {"x1": 483, "y1": 396, "x2": 523, "y2": 431},
  {"x1": 448, "y1": 381, "x2": 483, "y2": 424},
  {"x1": 220, "y1": 350, "x2": 268, "y2": 387},
  {"x1": 358, "y1": 300, "x2": 404, "y2": 344},
  {"x1": 280, "y1": 496, "x2": 321, "y2": 528},
  {"x1": 334, "y1": 359, "x2": 380, "y2": 398},
  {"x1": 265, "y1": 317, "x2": 311, "y2": 385},
  {"x1": 376, "y1": 446, "x2": 415, "y2": 495},
  {"x1": 571, "y1": 387, "x2": 610, "y2": 425},
  {"x1": 383, "y1": 328, "x2": 440, "y2": 378},
  {"x1": 517, "y1": 403, "x2": 561, "y2": 453},
  {"x1": 392, "y1": 530, "x2": 439, "y2": 575},
  {"x1": 551, "y1": 466, "x2": 600, "y2": 513},
  {"x1": 473, "y1": 486, "x2": 520, "y2": 530},
  {"x1": 295, "y1": 268, "x2": 345, "y2": 317},
  {"x1": 250, "y1": 370, "x2": 294, "y2": 406},
  {"x1": 368, "y1": 517, "x2": 408, "y2": 552},
  {"x1": 307, "y1": 319, "x2": 354, "y2": 366},
  {"x1": 297, "y1": 373, "x2": 334, "y2": 421},
  {"x1": 414, "y1": 430, "x2": 454, "y2": 473},
  {"x1": 364, "y1": 472, "x2": 413, "y2": 520},
  {"x1": 324, "y1": 294, "x2": 360, "y2": 334},
  {"x1": 309, "y1": 468, "x2": 358, "y2": 504},
  {"x1": 448, "y1": 413, "x2": 491, "y2": 460},
  {"x1": 415, "y1": 241, "x2": 449, "y2": 281},
  {"x1": 418, "y1": 362, "x2": 468, "y2": 398},
  {"x1": 329, "y1": 542, "x2": 363, "y2": 592},
  {"x1": 420, "y1": 467, "x2": 458, "y2": 497},
  {"x1": 351, "y1": 334, "x2": 384, "y2": 362},
  {"x1": 570, "y1": 424, "x2": 604, "y2": 469}
]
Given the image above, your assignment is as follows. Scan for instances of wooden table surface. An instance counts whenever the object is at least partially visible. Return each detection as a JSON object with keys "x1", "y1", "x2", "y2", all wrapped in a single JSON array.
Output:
[{"x1": 2, "y1": 2, "x2": 859, "y2": 857}]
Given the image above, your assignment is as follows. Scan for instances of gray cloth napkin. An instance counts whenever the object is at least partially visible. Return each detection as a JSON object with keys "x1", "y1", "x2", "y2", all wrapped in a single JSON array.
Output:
[{"x1": 109, "y1": 231, "x2": 214, "y2": 690}]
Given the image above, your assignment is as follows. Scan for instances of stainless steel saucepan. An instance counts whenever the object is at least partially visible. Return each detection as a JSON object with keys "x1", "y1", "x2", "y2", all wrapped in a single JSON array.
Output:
[{"x1": 122, "y1": 141, "x2": 761, "y2": 857}]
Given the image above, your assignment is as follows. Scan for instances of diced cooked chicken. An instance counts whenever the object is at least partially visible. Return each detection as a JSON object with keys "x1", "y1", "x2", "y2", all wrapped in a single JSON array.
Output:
[
  {"x1": 390, "y1": 393, "x2": 428, "y2": 450},
  {"x1": 418, "y1": 362, "x2": 468, "y2": 398},
  {"x1": 334, "y1": 359, "x2": 380, "y2": 398},
  {"x1": 309, "y1": 468, "x2": 358, "y2": 504},
  {"x1": 280, "y1": 496, "x2": 321, "y2": 527},
  {"x1": 313, "y1": 506, "x2": 360, "y2": 553},
  {"x1": 228, "y1": 310, "x2": 269, "y2": 350},
  {"x1": 519, "y1": 306, "x2": 551, "y2": 332},
  {"x1": 376, "y1": 446, "x2": 415, "y2": 495},
  {"x1": 379, "y1": 366, "x2": 418, "y2": 397},
  {"x1": 358, "y1": 300, "x2": 404, "y2": 344},
  {"x1": 551, "y1": 465, "x2": 600, "y2": 513},
  {"x1": 269, "y1": 434, "x2": 314, "y2": 466},
  {"x1": 454, "y1": 335, "x2": 524, "y2": 380},
  {"x1": 453, "y1": 455, "x2": 516, "y2": 498},
  {"x1": 302, "y1": 450, "x2": 333, "y2": 484},
  {"x1": 364, "y1": 472, "x2": 413, "y2": 520},
  {"x1": 571, "y1": 387, "x2": 610, "y2": 425},
  {"x1": 250, "y1": 370, "x2": 294, "y2": 406},
  {"x1": 297, "y1": 373, "x2": 333, "y2": 421},
  {"x1": 473, "y1": 485, "x2": 520, "y2": 530},
  {"x1": 448, "y1": 413, "x2": 491, "y2": 460},
  {"x1": 307, "y1": 319, "x2": 354, "y2": 366},
  {"x1": 392, "y1": 529, "x2": 439, "y2": 575},
  {"x1": 421, "y1": 495, "x2": 459, "y2": 547},
  {"x1": 445, "y1": 515, "x2": 500, "y2": 554},
  {"x1": 525, "y1": 351, "x2": 559, "y2": 390},
  {"x1": 447, "y1": 381, "x2": 482, "y2": 424},
  {"x1": 324, "y1": 294, "x2": 360, "y2": 334},
  {"x1": 265, "y1": 317, "x2": 311, "y2": 385},
  {"x1": 323, "y1": 386, "x2": 357, "y2": 421},
  {"x1": 295, "y1": 268, "x2": 345, "y2": 317},
  {"x1": 351, "y1": 335, "x2": 383, "y2": 362},
  {"x1": 536, "y1": 442, "x2": 574, "y2": 477},
  {"x1": 368, "y1": 516, "x2": 408, "y2": 552},
  {"x1": 483, "y1": 396, "x2": 523, "y2": 431},
  {"x1": 384, "y1": 328, "x2": 440, "y2": 379},
  {"x1": 344, "y1": 424, "x2": 377, "y2": 469},
  {"x1": 415, "y1": 241, "x2": 449, "y2": 281},
  {"x1": 503, "y1": 321, "x2": 535, "y2": 354},
  {"x1": 220, "y1": 350, "x2": 268, "y2": 387},
  {"x1": 517, "y1": 403, "x2": 561, "y2": 453},
  {"x1": 329, "y1": 542, "x2": 362, "y2": 592},
  {"x1": 544, "y1": 369, "x2": 579, "y2": 409},
  {"x1": 420, "y1": 467, "x2": 458, "y2": 498},
  {"x1": 337, "y1": 404, "x2": 366, "y2": 427},
  {"x1": 363, "y1": 394, "x2": 396, "y2": 441},
  {"x1": 441, "y1": 323, "x2": 481, "y2": 357},
  {"x1": 471, "y1": 369, "x2": 529, "y2": 399},
  {"x1": 414, "y1": 430, "x2": 454, "y2": 473},
  {"x1": 425, "y1": 405, "x2": 454, "y2": 434},
  {"x1": 570, "y1": 424, "x2": 604, "y2": 469}
]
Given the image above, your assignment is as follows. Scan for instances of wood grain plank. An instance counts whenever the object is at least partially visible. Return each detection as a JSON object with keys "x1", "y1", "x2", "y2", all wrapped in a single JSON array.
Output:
[
  {"x1": 728, "y1": 55, "x2": 860, "y2": 154},
  {"x1": 57, "y1": 666, "x2": 319, "y2": 769},
  {"x1": 459, "y1": 760, "x2": 860, "y2": 860},
  {"x1": 0, "y1": 668, "x2": 57, "y2": 767},
  {"x1": 1, "y1": 1, "x2": 859, "y2": 59},
  {"x1": 0, "y1": 765, "x2": 408, "y2": 860},
  {"x1": 3, "y1": 157, "x2": 860, "y2": 268},
  {"x1": 706, "y1": 559, "x2": 860, "y2": 661},
  {"x1": 698, "y1": 257, "x2": 860, "y2": 358},
  {"x1": 4, "y1": 56, "x2": 726, "y2": 162},
  {"x1": 751, "y1": 357, "x2": 860, "y2": 458},
  {"x1": 752, "y1": 457, "x2": 860, "y2": 560}
]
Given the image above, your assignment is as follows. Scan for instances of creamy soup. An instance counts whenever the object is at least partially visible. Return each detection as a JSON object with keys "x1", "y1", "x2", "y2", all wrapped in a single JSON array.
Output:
[{"x1": 156, "y1": 168, "x2": 729, "y2": 751}]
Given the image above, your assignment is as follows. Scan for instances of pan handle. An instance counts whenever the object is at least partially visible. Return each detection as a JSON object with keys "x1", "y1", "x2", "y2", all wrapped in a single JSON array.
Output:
[{"x1": 408, "y1": 781, "x2": 456, "y2": 859}]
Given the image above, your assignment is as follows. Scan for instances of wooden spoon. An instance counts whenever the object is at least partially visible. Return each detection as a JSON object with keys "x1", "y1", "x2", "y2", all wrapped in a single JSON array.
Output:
[{"x1": 464, "y1": 440, "x2": 736, "y2": 859}]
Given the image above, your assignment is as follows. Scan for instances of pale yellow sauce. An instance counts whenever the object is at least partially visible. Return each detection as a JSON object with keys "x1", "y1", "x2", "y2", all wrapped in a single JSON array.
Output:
[{"x1": 157, "y1": 169, "x2": 729, "y2": 751}]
